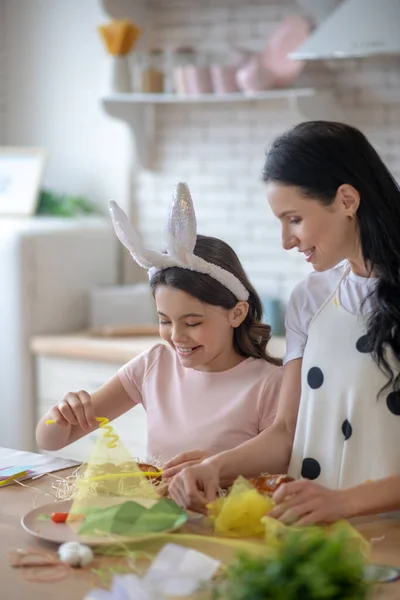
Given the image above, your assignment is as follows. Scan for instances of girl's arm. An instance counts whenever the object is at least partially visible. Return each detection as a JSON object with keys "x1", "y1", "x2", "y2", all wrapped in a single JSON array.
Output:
[
  {"x1": 168, "y1": 359, "x2": 302, "y2": 509},
  {"x1": 213, "y1": 358, "x2": 302, "y2": 485},
  {"x1": 35, "y1": 375, "x2": 134, "y2": 451},
  {"x1": 163, "y1": 365, "x2": 285, "y2": 478}
]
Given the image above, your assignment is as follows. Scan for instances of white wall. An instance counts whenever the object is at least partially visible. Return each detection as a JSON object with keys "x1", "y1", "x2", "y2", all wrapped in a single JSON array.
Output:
[
  {"x1": 2, "y1": 0, "x2": 400, "y2": 304},
  {"x1": 0, "y1": 1, "x2": 6, "y2": 143},
  {"x1": 134, "y1": 0, "x2": 400, "y2": 302},
  {"x1": 3, "y1": 0, "x2": 131, "y2": 212}
]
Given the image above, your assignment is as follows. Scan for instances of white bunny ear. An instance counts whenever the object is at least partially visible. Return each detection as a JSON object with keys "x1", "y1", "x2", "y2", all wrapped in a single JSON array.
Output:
[
  {"x1": 108, "y1": 200, "x2": 168, "y2": 270},
  {"x1": 109, "y1": 192, "x2": 249, "y2": 301},
  {"x1": 165, "y1": 183, "x2": 197, "y2": 264}
]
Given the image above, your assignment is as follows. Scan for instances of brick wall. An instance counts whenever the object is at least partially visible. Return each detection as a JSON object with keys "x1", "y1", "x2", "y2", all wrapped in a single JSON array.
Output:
[{"x1": 133, "y1": 0, "x2": 400, "y2": 304}]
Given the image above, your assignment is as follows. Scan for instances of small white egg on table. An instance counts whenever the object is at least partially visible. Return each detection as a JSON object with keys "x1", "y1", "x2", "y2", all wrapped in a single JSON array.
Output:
[{"x1": 58, "y1": 542, "x2": 94, "y2": 568}]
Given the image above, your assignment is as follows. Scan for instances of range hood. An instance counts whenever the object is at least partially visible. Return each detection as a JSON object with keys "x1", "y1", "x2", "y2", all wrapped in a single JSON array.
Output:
[{"x1": 290, "y1": 0, "x2": 400, "y2": 60}]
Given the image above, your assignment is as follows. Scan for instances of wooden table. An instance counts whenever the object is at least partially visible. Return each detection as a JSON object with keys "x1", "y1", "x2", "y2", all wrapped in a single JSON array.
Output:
[{"x1": 1, "y1": 469, "x2": 400, "y2": 600}]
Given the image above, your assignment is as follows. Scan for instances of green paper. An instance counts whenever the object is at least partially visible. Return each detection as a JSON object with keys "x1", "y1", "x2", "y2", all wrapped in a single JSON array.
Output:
[
  {"x1": 79, "y1": 502, "x2": 146, "y2": 535},
  {"x1": 78, "y1": 499, "x2": 187, "y2": 537},
  {"x1": 131, "y1": 499, "x2": 188, "y2": 534}
]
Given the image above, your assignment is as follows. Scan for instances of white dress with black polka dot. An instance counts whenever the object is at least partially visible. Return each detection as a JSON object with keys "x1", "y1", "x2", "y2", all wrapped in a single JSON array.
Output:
[{"x1": 288, "y1": 271, "x2": 400, "y2": 489}]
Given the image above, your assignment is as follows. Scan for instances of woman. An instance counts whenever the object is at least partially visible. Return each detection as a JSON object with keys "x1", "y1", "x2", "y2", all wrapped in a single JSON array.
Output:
[{"x1": 165, "y1": 121, "x2": 400, "y2": 524}]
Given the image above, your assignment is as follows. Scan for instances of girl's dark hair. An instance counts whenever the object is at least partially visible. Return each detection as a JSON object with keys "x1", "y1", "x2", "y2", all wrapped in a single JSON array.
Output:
[
  {"x1": 150, "y1": 235, "x2": 281, "y2": 366},
  {"x1": 262, "y1": 120, "x2": 400, "y2": 390}
]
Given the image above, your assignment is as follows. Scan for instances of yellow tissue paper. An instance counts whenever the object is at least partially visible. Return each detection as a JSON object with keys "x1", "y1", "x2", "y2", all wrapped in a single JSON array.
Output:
[
  {"x1": 261, "y1": 515, "x2": 370, "y2": 558},
  {"x1": 67, "y1": 418, "x2": 159, "y2": 532},
  {"x1": 328, "y1": 520, "x2": 371, "y2": 560},
  {"x1": 207, "y1": 475, "x2": 370, "y2": 560},
  {"x1": 207, "y1": 476, "x2": 275, "y2": 537}
]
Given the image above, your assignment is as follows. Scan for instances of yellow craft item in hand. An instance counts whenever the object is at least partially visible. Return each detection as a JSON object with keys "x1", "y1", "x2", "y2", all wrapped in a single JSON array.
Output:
[
  {"x1": 46, "y1": 416, "x2": 119, "y2": 448},
  {"x1": 45, "y1": 417, "x2": 163, "y2": 477}
]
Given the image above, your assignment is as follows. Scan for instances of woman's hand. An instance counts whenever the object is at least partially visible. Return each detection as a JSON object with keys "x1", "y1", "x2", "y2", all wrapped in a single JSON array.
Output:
[
  {"x1": 268, "y1": 479, "x2": 349, "y2": 526},
  {"x1": 162, "y1": 449, "x2": 210, "y2": 479},
  {"x1": 49, "y1": 391, "x2": 97, "y2": 431},
  {"x1": 168, "y1": 460, "x2": 220, "y2": 514}
]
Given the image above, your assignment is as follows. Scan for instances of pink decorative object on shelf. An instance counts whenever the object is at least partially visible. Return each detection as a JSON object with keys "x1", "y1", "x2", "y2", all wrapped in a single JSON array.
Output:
[
  {"x1": 210, "y1": 65, "x2": 239, "y2": 94},
  {"x1": 173, "y1": 67, "x2": 187, "y2": 94},
  {"x1": 184, "y1": 66, "x2": 213, "y2": 94},
  {"x1": 236, "y1": 15, "x2": 311, "y2": 93},
  {"x1": 260, "y1": 15, "x2": 310, "y2": 88},
  {"x1": 236, "y1": 54, "x2": 271, "y2": 94}
]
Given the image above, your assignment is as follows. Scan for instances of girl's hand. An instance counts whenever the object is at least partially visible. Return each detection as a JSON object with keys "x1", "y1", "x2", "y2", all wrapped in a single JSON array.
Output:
[
  {"x1": 162, "y1": 449, "x2": 210, "y2": 479},
  {"x1": 49, "y1": 391, "x2": 97, "y2": 431},
  {"x1": 169, "y1": 460, "x2": 220, "y2": 514},
  {"x1": 268, "y1": 479, "x2": 349, "y2": 526}
]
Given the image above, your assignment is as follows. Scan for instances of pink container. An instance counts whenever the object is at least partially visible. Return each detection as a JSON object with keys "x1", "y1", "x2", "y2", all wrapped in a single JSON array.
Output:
[
  {"x1": 236, "y1": 54, "x2": 272, "y2": 93},
  {"x1": 173, "y1": 66, "x2": 187, "y2": 95},
  {"x1": 210, "y1": 65, "x2": 239, "y2": 94},
  {"x1": 183, "y1": 66, "x2": 213, "y2": 95}
]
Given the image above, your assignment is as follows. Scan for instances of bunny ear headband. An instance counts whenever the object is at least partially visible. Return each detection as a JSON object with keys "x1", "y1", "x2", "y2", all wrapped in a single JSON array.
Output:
[{"x1": 108, "y1": 182, "x2": 249, "y2": 302}]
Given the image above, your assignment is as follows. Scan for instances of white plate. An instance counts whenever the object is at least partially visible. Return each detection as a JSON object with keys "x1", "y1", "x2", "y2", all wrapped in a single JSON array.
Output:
[{"x1": 21, "y1": 498, "x2": 186, "y2": 546}]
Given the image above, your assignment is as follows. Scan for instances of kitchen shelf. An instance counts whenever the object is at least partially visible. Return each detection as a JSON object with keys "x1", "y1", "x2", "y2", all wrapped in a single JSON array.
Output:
[
  {"x1": 101, "y1": 87, "x2": 342, "y2": 170},
  {"x1": 102, "y1": 88, "x2": 317, "y2": 105},
  {"x1": 99, "y1": 1, "x2": 344, "y2": 170}
]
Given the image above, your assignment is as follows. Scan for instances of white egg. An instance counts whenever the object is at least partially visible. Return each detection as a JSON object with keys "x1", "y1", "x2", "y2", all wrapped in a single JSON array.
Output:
[{"x1": 58, "y1": 541, "x2": 94, "y2": 568}]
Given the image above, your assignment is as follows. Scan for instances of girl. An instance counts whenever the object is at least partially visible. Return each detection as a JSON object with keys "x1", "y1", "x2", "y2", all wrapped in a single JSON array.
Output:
[
  {"x1": 167, "y1": 122, "x2": 400, "y2": 523},
  {"x1": 36, "y1": 183, "x2": 282, "y2": 464}
]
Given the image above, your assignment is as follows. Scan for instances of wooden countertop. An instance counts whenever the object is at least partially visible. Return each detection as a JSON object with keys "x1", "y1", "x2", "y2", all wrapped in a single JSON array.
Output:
[
  {"x1": 30, "y1": 332, "x2": 287, "y2": 364},
  {"x1": 1, "y1": 455, "x2": 399, "y2": 599},
  {"x1": 30, "y1": 332, "x2": 165, "y2": 364}
]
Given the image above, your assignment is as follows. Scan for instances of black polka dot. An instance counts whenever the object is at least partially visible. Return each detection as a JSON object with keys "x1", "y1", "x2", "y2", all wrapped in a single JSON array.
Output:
[
  {"x1": 356, "y1": 334, "x2": 373, "y2": 353},
  {"x1": 341, "y1": 419, "x2": 353, "y2": 440},
  {"x1": 301, "y1": 458, "x2": 321, "y2": 480},
  {"x1": 387, "y1": 391, "x2": 400, "y2": 416},
  {"x1": 307, "y1": 367, "x2": 324, "y2": 389}
]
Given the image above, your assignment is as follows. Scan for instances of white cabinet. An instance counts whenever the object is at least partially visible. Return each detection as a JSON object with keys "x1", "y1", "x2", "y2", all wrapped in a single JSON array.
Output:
[
  {"x1": 0, "y1": 217, "x2": 117, "y2": 451},
  {"x1": 35, "y1": 355, "x2": 148, "y2": 463}
]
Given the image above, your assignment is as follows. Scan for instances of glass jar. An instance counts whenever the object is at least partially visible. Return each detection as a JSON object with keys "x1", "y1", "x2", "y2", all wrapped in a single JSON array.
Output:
[
  {"x1": 140, "y1": 48, "x2": 164, "y2": 93},
  {"x1": 172, "y1": 46, "x2": 196, "y2": 95}
]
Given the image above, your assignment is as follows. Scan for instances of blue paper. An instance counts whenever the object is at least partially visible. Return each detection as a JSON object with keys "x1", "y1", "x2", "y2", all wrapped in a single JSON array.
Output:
[{"x1": 0, "y1": 465, "x2": 34, "y2": 480}]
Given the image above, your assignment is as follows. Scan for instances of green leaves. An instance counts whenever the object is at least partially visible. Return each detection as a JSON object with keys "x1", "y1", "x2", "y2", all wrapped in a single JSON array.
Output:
[
  {"x1": 215, "y1": 525, "x2": 370, "y2": 600},
  {"x1": 78, "y1": 499, "x2": 187, "y2": 537},
  {"x1": 36, "y1": 189, "x2": 98, "y2": 217}
]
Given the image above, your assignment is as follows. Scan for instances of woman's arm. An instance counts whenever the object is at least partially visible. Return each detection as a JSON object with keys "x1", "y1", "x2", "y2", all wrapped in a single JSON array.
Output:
[
  {"x1": 168, "y1": 359, "x2": 302, "y2": 510},
  {"x1": 35, "y1": 375, "x2": 134, "y2": 451},
  {"x1": 270, "y1": 474, "x2": 400, "y2": 526},
  {"x1": 346, "y1": 475, "x2": 400, "y2": 517}
]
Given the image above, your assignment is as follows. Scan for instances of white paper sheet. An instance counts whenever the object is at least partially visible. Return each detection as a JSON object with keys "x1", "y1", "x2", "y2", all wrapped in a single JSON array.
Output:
[
  {"x1": 83, "y1": 543, "x2": 221, "y2": 600},
  {"x1": 0, "y1": 446, "x2": 79, "y2": 487}
]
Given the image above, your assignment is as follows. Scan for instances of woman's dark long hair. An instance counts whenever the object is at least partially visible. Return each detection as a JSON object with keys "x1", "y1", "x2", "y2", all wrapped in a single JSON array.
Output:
[
  {"x1": 262, "y1": 120, "x2": 400, "y2": 390},
  {"x1": 150, "y1": 235, "x2": 281, "y2": 366}
]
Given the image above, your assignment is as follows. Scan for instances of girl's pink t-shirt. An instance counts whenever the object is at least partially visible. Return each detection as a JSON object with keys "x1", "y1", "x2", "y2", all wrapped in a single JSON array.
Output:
[{"x1": 118, "y1": 344, "x2": 282, "y2": 462}]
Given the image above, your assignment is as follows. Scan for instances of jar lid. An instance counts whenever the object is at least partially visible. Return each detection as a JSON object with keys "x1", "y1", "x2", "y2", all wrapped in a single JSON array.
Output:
[{"x1": 174, "y1": 46, "x2": 195, "y2": 55}]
